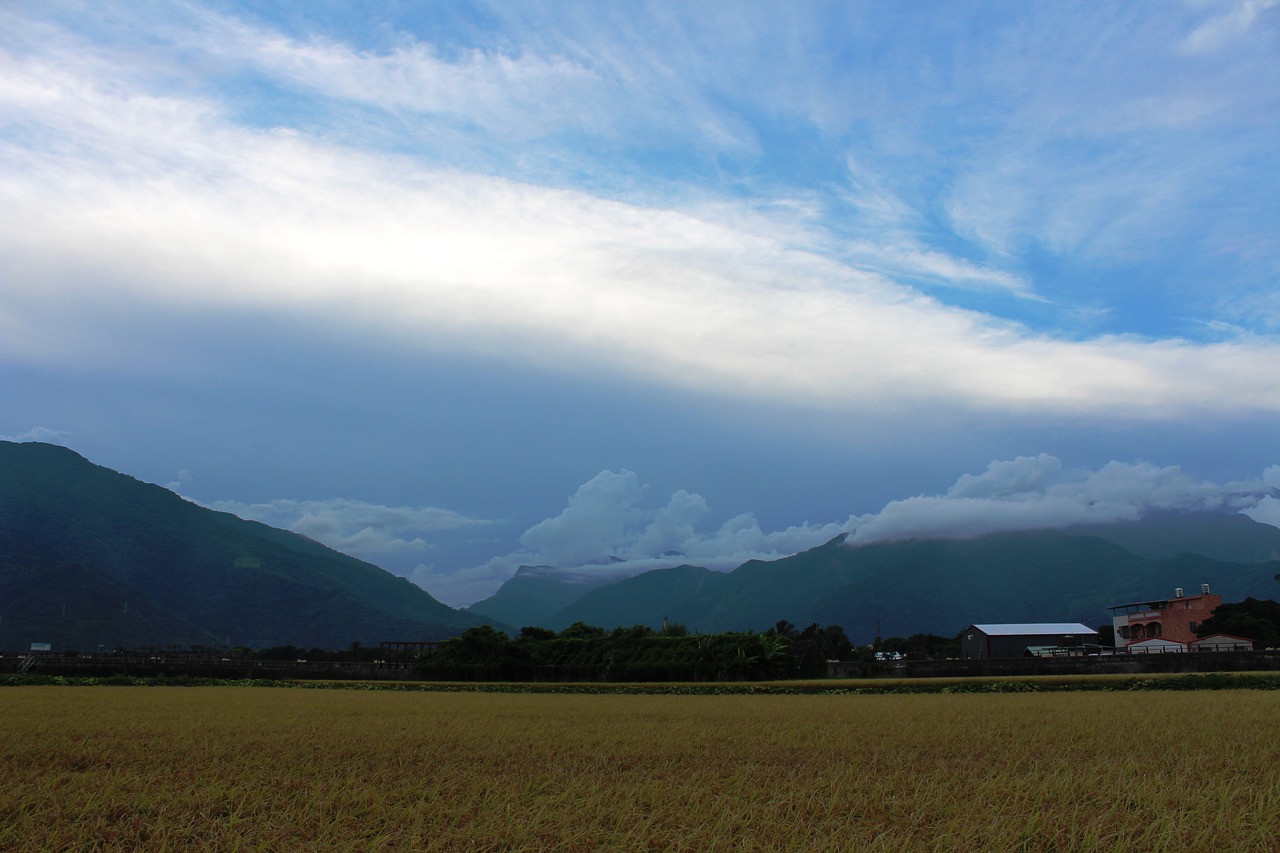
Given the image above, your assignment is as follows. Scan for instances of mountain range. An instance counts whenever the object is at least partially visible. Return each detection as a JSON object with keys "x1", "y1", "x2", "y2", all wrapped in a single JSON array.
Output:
[
  {"x1": 467, "y1": 514, "x2": 1280, "y2": 641},
  {"x1": 5, "y1": 440, "x2": 1280, "y2": 651}
]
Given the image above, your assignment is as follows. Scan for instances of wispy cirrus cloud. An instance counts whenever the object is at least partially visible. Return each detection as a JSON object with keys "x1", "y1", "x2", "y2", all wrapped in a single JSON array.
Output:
[{"x1": 1182, "y1": 0, "x2": 1279, "y2": 54}]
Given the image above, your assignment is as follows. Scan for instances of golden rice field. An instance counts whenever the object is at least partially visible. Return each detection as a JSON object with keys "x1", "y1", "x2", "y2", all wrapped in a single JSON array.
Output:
[{"x1": 2, "y1": 686, "x2": 1278, "y2": 851}]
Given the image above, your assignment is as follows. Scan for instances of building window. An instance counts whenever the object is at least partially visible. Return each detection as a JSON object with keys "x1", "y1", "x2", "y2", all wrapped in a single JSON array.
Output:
[
  {"x1": 1189, "y1": 621, "x2": 1198, "y2": 632},
  {"x1": 1118, "y1": 626, "x2": 1130, "y2": 639},
  {"x1": 1149, "y1": 623, "x2": 1162, "y2": 637}
]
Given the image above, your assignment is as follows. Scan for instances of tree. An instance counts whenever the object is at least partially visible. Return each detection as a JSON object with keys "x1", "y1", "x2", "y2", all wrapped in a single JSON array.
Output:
[
  {"x1": 559, "y1": 621, "x2": 607, "y2": 640},
  {"x1": 1197, "y1": 598, "x2": 1280, "y2": 648},
  {"x1": 1095, "y1": 624, "x2": 1115, "y2": 647},
  {"x1": 875, "y1": 633, "x2": 959, "y2": 659},
  {"x1": 820, "y1": 624, "x2": 854, "y2": 661},
  {"x1": 767, "y1": 619, "x2": 798, "y2": 639},
  {"x1": 758, "y1": 632, "x2": 794, "y2": 677}
]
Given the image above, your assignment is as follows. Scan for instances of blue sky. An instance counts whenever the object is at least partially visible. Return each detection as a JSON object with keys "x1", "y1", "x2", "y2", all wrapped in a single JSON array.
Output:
[{"x1": 3, "y1": 1, "x2": 1279, "y2": 606}]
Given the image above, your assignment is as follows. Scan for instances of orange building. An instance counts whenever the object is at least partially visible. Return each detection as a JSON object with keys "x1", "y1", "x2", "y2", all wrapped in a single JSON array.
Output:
[{"x1": 1108, "y1": 584, "x2": 1221, "y2": 649}]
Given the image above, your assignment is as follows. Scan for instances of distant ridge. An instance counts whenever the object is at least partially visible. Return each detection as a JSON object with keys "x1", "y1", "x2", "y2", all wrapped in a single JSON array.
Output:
[
  {"x1": 1068, "y1": 511, "x2": 1280, "y2": 563},
  {"x1": 0, "y1": 441, "x2": 499, "y2": 650},
  {"x1": 474, "y1": 516, "x2": 1280, "y2": 641},
  {"x1": 464, "y1": 565, "x2": 615, "y2": 628}
]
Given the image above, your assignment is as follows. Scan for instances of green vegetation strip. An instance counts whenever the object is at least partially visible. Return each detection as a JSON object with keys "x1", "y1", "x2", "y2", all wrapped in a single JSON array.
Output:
[{"x1": 5, "y1": 671, "x2": 1280, "y2": 692}]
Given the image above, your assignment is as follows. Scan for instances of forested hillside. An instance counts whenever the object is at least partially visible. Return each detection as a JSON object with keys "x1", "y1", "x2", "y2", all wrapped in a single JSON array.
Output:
[{"x1": 0, "y1": 442, "x2": 498, "y2": 650}]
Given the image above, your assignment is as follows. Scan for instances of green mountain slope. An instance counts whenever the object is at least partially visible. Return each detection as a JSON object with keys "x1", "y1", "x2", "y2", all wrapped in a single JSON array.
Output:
[
  {"x1": 1069, "y1": 512, "x2": 1280, "y2": 563},
  {"x1": 813, "y1": 539, "x2": 1280, "y2": 643},
  {"x1": 465, "y1": 565, "x2": 615, "y2": 628},
  {"x1": 544, "y1": 564, "x2": 727, "y2": 631},
  {"x1": 0, "y1": 441, "x2": 495, "y2": 650},
  {"x1": 523, "y1": 518, "x2": 1280, "y2": 640}
]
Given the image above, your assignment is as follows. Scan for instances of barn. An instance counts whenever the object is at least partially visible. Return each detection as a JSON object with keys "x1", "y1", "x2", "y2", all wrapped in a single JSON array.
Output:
[{"x1": 960, "y1": 623, "x2": 1097, "y2": 660}]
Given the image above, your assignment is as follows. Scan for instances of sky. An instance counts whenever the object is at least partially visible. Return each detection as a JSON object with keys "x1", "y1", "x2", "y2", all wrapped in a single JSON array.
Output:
[{"x1": 3, "y1": 0, "x2": 1279, "y2": 607}]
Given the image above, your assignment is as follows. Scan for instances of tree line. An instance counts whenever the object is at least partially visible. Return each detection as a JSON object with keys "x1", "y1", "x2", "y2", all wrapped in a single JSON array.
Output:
[{"x1": 413, "y1": 620, "x2": 962, "y2": 682}]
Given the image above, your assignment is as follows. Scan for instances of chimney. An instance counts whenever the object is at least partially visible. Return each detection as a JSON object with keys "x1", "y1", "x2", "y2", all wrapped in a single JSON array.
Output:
[
  {"x1": 1175, "y1": 588, "x2": 1184, "y2": 598},
  {"x1": 1201, "y1": 583, "x2": 1210, "y2": 595}
]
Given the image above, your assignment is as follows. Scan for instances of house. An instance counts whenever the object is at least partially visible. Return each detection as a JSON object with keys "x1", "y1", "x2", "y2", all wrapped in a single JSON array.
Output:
[
  {"x1": 960, "y1": 623, "x2": 1097, "y2": 660},
  {"x1": 1127, "y1": 637, "x2": 1188, "y2": 654},
  {"x1": 1190, "y1": 634, "x2": 1254, "y2": 652},
  {"x1": 1107, "y1": 584, "x2": 1220, "y2": 651}
]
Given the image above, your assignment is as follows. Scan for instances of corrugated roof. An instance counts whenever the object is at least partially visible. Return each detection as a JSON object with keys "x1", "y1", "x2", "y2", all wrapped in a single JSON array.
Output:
[{"x1": 971, "y1": 623, "x2": 1096, "y2": 636}]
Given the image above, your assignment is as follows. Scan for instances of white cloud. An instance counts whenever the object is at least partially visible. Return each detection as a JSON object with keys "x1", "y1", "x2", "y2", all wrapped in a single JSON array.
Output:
[
  {"x1": 189, "y1": 10, "x2": 603, "y2": 139},
  {"x1": 519, "y1": 470, "x2": 648, "y2": 565},
  {"x1": 1245, "y1": 496, "x2": 1280, "y2": 529},
  {"x1": 209, "y1": 497, "x2": 489, "y2": 560},
  {"x1": 1182, "y1": 0, "x2": 1279, "y2": 54},
  {"x1": 1243, "y1": 465, "x2": 1280, "y2": 528},
  {"x1": 2, "y1": 9, "x2": 1279, "y2": 418},
  {"x1": 2, "y1": 47, "x2": 1278, "y2": 418},
  {"x1": 431, "y1": 469, "x2": 851, "y2": 606},
  {"x1": 200, "y1": 457, "x2": 1280, "y2": 608},
  {"x1": 0, "y1": 426, "x2": 72, "y2": 444},
  {"x1": 511, "y1": 469, "x2": 845, "y2": 572},
  {"x1": 165, "y1": 468, "x2": 193, "y2": 492},
  {"x1": 847, "y1": 454, "x2": 1278, "y2": 545},
  {"x1": 431, "y1": 457, "x2": 1279, "y2": 606}
]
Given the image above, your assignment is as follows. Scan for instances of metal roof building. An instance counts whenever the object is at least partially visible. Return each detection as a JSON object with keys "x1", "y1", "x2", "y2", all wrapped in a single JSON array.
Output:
[{"x1": 961, "y1": 623, "x2": 1097, "y2": 660}]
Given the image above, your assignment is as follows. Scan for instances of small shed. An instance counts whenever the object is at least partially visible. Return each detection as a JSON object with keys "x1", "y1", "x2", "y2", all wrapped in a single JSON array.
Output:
[
  {"x1": 961, "y1": 623, "x2": 1097, "y2": 660},
  {"x1": 1190, "y1": 634, "x2": 1254, "y2": 652},
  {"x1": 1127, "y1": 637, "x2": 1187, "y2": 654}
]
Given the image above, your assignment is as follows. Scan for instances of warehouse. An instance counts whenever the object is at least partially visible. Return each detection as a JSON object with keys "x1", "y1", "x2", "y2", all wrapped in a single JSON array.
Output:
[{"x1": 960, "y1": 623, "x2": 1097, "y2": 660}]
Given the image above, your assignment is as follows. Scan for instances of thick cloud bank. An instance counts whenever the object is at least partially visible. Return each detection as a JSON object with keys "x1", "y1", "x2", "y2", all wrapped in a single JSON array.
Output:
[{"x1": 3, "y1": 6, "x2": 1280, "y2": 418}]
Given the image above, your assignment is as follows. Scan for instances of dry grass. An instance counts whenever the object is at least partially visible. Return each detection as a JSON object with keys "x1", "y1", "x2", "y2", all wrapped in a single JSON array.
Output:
[{"x1": 2, "y1": 687, "x2": 1278, "y2": 851}]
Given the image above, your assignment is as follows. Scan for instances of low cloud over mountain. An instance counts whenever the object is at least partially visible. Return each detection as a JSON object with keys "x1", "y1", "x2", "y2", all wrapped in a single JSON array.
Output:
[
  {"x1": 413, "y1": 455, "x2": 1280, "y2": 606},
  {"x1": 846, "y1": 455, "x2": 1278, "y2": 546}
]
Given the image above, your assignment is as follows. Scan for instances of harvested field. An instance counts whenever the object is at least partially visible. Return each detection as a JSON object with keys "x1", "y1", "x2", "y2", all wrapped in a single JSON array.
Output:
[{"x1": 2, "y1": 686, "x2": 1278, "y2": 850}]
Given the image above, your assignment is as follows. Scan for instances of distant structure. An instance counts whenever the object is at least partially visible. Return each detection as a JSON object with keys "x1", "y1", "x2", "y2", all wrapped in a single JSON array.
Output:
[
  {"x1": 378, "y1": 640, "x2": 438, "y2": 661},
  {"x1": 1190, "y1": 634, "x2": 1254, "y2": 652},
  {"x1": 1127, "y1": 637, "x2": 1188, "y2": 654},
  {"x1": 960, "y1": 623, "x2": 1097, "y2": 660},
  {"x1": 1107, "y1": 584, "x2": 1221, "y2": 651}
]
